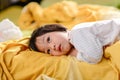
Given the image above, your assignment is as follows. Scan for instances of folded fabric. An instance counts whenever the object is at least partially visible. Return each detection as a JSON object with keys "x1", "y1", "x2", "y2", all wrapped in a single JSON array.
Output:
[
  {"x1": 0, "y1": 19, "x2": 23, "y2": 42},
  {"x1": 0, "y1": 38, "x2": 120, "y2": 80},
  {"x1": 18, "y1": 1, "x2": 120, "y2": 30}
]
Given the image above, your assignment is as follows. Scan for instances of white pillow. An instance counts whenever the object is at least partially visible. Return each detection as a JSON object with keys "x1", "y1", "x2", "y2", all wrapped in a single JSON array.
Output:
[{"x1": 0, "y1": 19, "x2": 23, "y2": 42}]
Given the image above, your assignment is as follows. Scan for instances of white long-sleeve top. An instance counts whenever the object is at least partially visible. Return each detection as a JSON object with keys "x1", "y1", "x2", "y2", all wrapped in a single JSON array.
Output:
[{"x1": 68, "y1": 19, "x2": 120, "y2": 64}]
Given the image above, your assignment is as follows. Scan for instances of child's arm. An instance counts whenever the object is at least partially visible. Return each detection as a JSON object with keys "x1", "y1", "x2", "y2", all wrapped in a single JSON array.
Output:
[
  {"x1": 69, "y1": 19, "x2": 120, "y2": 64},
  {"x1": 69, "y1": 28, "x2": 103, "y2": 64},
  {"x1": 90, "y1": 19, "x2": 120, "y2": 46}
]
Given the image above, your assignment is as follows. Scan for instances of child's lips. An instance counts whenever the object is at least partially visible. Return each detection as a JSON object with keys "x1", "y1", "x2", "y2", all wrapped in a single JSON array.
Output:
[{"x1": 58, "y1": 44, "x2": 61, "y2": 51}]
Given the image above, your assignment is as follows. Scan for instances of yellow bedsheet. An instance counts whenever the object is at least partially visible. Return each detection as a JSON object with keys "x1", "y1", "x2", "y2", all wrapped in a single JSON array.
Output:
[
  {"x1": 0, "y1": 38, "x2": 120, "y2": 80},
  {"x1": 18, "y1": 1, "x2": 120, "y2": 31}
]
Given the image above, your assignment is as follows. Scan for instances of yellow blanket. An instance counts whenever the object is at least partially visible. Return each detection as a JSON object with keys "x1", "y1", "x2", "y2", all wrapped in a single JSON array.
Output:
[
  {"x1": 18, "y1": 1, "x2": 120, "y2": 31},
  {"x1": 0, "y1": 38, "x2": 120, "y2": 80}
]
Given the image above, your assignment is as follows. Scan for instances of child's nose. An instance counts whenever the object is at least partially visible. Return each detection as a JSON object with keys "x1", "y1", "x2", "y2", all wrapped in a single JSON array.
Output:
[{"x1": 49, "y1": 43, "x2": 56, "y2": 50}]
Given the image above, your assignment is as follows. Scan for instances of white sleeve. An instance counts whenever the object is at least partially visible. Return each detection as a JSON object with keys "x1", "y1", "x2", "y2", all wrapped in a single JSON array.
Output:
[
  {"x1": 69, "y1": 19, "x2": 120, "y2": 64},
  {"x1": 69, "y1": 29, "x2": 103, "y2": 64},
  {"x1": 73, "y1": 19, "x2": 120, "y2": 45}
]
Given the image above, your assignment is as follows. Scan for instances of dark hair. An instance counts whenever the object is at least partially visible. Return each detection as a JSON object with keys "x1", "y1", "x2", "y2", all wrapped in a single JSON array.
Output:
[{"x1": 29, "y1": 24, "x2": 67, "y2": 51}]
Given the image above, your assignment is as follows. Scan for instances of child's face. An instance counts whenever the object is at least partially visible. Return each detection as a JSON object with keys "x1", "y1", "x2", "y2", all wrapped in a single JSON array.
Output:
[{"x1": 35, "y1": 31, "x2": 72, "y2": 56}]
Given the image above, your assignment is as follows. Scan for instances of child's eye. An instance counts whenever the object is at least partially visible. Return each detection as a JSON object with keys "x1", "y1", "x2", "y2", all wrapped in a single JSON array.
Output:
[
  {"x1": 47, "y1": 37, "x2": 50, "y2": 43},
  {"x1": 47, "y1": 49, "x2": 50, "y2": 54}
]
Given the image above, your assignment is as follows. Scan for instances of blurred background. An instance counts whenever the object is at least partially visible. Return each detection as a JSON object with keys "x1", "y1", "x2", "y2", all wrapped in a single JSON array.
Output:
[{"x1": 0, "y1": 0, "x2": 120, "y2": 24}]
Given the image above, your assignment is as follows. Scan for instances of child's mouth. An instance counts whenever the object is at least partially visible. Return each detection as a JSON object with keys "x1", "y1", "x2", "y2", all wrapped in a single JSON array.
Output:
[{"x1": 59, "y1": 44, "x2": 61, "y2": 51}]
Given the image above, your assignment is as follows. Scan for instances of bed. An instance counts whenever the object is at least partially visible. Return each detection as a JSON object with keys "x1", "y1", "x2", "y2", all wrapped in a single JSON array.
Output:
[{"x1": 0, "y1": 1, "x2": 120, "y2": 80}]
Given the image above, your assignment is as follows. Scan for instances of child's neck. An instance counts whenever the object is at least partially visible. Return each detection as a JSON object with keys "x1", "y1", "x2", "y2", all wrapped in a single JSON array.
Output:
[{"x1": 67, "y1": 47, "x2": 78, "y2": 57}]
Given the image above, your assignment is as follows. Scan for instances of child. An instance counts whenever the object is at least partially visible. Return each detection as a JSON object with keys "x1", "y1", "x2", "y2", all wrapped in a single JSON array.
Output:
[{"x1": 29, "y1": 19, "x2": 120, "y2": 64}]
